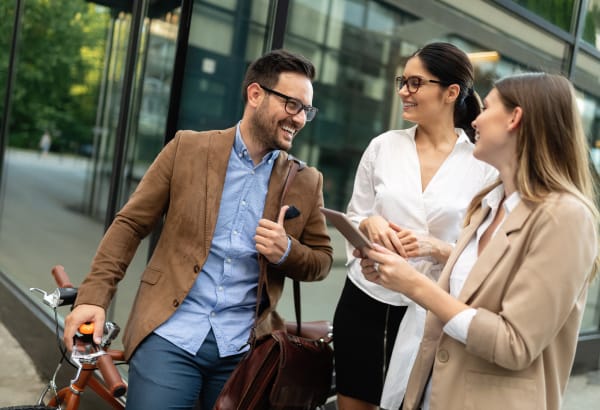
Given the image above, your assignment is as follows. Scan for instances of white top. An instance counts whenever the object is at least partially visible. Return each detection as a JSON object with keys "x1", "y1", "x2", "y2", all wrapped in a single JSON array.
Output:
[
  {"x1": 345, "y1": 126, "x2": 498, "y2": 410},
  {"x1": 422, "y1": 185, "x2": 521, "y2": 410},
  {"x1": 346, "y1": 126, "x2": 497, "y2": 304}
]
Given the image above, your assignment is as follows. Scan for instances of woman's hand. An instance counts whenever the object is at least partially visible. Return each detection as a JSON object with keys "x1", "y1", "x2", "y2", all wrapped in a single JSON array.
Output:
[
  {"x1": 389, "y1": 222, "x2": 453, "y2": 263},
  {"x1": 353, "y1": 244, "x2": 419, "y2": 295},
  {"x1": 353, "y1": 244, "x2": 468, "y2": 323},
  {"x1": 359, "y1": 216, "x2": 406, "y2": 257}
]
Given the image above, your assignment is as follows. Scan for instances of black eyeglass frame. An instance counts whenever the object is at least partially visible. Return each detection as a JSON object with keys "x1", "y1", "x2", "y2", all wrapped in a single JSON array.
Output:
[
  {"x1": 258, "y1": 84, "x2": 318, "y2": 122},
  {"x1": 395, "y1": 76, "x2": 449, "y2": 94}
]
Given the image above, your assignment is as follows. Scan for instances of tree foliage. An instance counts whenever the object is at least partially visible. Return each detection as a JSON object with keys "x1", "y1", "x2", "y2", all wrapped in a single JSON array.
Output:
[{"x1": 0, "y1": 0, "x2": 109, "y2": 153}]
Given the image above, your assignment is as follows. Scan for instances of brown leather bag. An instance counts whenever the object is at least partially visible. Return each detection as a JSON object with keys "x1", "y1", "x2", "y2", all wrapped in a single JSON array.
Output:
[
  {"x1": 213, "y1": 159, "x2": 334, "y2": 410},
  {"x1": 213, "y1": 319, "x2": 333, "y2": 410}
]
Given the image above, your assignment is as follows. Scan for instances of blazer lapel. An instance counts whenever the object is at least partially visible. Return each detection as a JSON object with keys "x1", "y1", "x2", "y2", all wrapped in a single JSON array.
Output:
[
  {"x1": 263, "y1": 152, "x2": 291, "y2": 222},
  {"x1": 458, "y1": 200, "x2": 534, "y2": 302},
  {"x1": 205, "y1": 127, "x2": 236, "y2": 248}
]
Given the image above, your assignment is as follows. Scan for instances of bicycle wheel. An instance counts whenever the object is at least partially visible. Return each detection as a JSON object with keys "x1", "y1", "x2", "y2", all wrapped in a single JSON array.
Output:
[{"x1": 0, "y1": 406, "x2": 56, "y2": 410}]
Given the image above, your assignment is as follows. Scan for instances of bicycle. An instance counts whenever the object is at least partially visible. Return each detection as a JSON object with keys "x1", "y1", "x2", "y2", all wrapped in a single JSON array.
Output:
[{"x1": 0, "y1": 265, "x2": 127, "y2": 410}]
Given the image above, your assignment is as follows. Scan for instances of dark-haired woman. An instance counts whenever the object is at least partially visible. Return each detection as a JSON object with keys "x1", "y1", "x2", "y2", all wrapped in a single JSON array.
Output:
[{"x1": 333, "y1": 42, "x2": 497, "y2": 410}]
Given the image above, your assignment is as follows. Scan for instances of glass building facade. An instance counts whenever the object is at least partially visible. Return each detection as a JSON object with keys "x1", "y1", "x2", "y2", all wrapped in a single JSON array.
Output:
[{"x1": 1, "y1": 0, "x2": 600, "y2": 394}]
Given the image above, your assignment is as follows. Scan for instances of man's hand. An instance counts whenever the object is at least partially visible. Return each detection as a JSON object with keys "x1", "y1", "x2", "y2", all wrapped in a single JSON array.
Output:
[
  {"x1": 255, "y1": 205, "x2": 290, "y2": 264},
  {"x1": 63, "y1": 304, "x2": 106, "y2": 350}
]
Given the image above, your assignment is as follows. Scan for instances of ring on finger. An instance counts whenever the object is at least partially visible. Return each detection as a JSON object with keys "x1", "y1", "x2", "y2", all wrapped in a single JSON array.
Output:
[{"x1": 373, "y1": 262, "x2": 380, "y2": 272}]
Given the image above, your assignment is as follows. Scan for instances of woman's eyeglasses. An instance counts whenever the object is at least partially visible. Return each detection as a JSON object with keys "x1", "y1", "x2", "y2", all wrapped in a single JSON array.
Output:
[
  {"x1": 259, "y1": 84, "x2": 318, "y2": 122},
  {"x1": 395, "y1": 76, "x2": 448, "y2": 94}
]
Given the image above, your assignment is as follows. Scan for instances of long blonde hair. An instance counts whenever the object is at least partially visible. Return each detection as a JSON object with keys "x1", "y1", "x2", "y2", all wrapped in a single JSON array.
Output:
[{"x1": 465, "y1": 73, "x2": 600, "y2": 278}]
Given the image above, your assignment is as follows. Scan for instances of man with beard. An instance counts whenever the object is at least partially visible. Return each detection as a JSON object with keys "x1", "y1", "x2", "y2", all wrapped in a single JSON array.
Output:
[{"x1": 62, "y1": 49, "x2": 333, "y2": 410}]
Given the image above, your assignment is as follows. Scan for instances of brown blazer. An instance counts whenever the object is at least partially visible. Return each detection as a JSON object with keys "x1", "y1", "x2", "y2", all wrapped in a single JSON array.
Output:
[
  {"x1": 403, "y1": 193, "x2": 597, "y2": 410},
  {"x1": 75, "y1": 127, "x2": 333, "y2": 359}
]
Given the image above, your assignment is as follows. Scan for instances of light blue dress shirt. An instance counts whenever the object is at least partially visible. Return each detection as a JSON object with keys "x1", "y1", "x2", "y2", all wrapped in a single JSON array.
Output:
[{"x1": 154, "y1": 124, "x2": 280, "y2": 357}]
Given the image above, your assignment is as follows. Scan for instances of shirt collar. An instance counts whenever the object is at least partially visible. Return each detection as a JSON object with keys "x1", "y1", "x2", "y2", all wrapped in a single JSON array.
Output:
[
  {"x1": 407, "y1": 125, "x2": 471, "y2": 145},
  {"x1": 481, "y1": 183, "x2": 521, "y2": 215},
  {"x1": 235, "y1": 122, "x2": 280, "y2": 164}
]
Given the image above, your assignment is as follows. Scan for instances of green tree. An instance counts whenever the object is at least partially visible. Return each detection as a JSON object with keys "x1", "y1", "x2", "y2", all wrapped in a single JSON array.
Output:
[{"x1": 0, "y1": 0, "x2": 109, "y2": 153}]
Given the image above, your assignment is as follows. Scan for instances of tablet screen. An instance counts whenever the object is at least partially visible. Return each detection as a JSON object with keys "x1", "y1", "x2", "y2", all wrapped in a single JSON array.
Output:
[{"x1": 320, "y1": 207, "x2": 373, "y2": 250}]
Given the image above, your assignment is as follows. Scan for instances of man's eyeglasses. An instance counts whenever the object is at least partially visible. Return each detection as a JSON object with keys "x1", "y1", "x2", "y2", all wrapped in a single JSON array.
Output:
[
  {"x1": 395, "y1": 76, "x2": 448, "y2": 94},
  {"x1": 259, "y1": 84, "x2": 318, "y2": 122}
]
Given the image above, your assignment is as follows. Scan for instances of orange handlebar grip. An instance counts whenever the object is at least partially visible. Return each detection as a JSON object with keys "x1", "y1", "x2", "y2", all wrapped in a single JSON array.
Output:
[{"x1": 79, "y1": 322, "x2": 94, "y2": 335}]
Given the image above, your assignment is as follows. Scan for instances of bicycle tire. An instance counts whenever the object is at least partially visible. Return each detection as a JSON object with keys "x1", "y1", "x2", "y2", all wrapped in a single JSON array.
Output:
[{"x1": 0, "y1": 406, "x2": 56, "y2": 410}]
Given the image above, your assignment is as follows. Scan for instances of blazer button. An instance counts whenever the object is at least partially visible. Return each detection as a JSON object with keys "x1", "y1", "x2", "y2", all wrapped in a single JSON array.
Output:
[
  {"x1": 172, "y1": 299, "x2": 180, "y2": 308},
  {"x1": 437, "y1": 349, "x2": 449, "y2": 363},
  {"x1": 193, "y1": 264, "x2": 200, "y2": 273}
]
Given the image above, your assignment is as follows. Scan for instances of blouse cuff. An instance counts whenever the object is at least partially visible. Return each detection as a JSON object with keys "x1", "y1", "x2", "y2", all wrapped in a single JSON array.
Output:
[{"x1": 443, "y1": 308, "x2": 477, "y2": 344}]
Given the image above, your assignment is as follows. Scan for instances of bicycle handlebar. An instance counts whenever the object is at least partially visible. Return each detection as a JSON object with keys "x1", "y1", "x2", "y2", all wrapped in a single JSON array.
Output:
[
  {"x1": 96, "y1": 353, "x2": 127, "y2": 397},
  {"x1": 50, "y1": 264, "x2": 127, "y2": 398},
  {"x1": 52, "y1": 265, "x2": 74, "y2": 288}
]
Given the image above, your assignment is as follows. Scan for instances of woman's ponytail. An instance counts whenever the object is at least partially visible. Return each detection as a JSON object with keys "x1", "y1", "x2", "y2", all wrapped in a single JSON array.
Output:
[{"x1": 455, "y1": 89, "x2": 482, "y2": 143}]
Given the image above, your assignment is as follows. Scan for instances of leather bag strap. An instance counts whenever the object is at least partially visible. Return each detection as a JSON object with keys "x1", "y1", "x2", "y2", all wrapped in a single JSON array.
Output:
[{"x1": 253, "y1": 159, "x2": 302, "y2": 340}]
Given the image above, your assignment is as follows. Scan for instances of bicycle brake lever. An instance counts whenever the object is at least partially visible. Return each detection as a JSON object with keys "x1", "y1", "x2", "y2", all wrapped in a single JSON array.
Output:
[
  {"x1": 30, "y1": 287, "x2": 79, "y2": 308},
  {"x1": 30, "y1": 288, "x2": 60, "y2": 308},
  {"x1": 69, "y1": 346, "x2": 106, "y2": 385}
]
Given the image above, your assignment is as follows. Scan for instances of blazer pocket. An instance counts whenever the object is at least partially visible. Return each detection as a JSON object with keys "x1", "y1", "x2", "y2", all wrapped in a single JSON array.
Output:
[
  {"x1": 140, "y1": 267, "x2": 162, "y2": 285},
  {"x1": 465, "y1": 371, "x2": 536, "y2": 410}
]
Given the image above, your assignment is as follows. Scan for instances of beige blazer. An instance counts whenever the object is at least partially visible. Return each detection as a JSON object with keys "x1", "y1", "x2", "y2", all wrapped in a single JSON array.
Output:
[
  {"x1": 403, "y1": 193, "x2": 597, "y2": 410},
  {"x1": 75, "y1": 127, "x2": 333, "y2": 359}
]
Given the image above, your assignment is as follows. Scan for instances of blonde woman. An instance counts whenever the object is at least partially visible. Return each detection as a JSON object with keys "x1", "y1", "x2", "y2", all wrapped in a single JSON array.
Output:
[{"x1": 359, "y1": 73, "x2": 599, "y2": 410}]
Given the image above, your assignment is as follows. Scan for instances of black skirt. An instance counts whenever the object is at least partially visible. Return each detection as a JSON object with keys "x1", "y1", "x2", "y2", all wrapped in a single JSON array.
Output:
[{"x1": 333, "y1": 277, "x2": 407, "y2": 405}]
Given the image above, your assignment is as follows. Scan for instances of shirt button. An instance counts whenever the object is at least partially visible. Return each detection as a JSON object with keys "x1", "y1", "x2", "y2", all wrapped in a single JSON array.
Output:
[
  {"x1": 437, "y1": 349, "x2": 449, "y2": 363},
  {"x1": 226, "y1": 258, "x2": 231, "y2": 263},
  {"x1": 172, "y1": 299, "x2": 180, "y2": 308},
  {"x1": 211, "y1": 312, "x2": 216, "y2": 317},
  {"x1": 218, "y1": 286, "x2": 223, "y2": 292}
]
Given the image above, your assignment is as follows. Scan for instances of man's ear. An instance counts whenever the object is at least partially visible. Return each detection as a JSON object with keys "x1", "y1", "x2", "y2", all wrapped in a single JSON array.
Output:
[
  {"x1": 508, "y1": 106, "x2": 523, "y2": 131},
  {"x1": 246, "y1": 83, "x2": 264, "y2": 108}
]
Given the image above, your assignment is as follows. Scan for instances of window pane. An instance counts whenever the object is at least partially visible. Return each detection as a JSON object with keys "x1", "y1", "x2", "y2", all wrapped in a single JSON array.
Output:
[
  {"x1": 440, "y1": 0, "x2": 568, "y2": 73},
  {"x1": 575, "y1": 77, "x2": 600, "y2": 333},
  {"x1": 0, "y1": 2, "x2": 182, "y2": 352},
  {"x1": 512, "y1": 0, "x2": 574, "y2": 31},
  {"x1": 0, "y1": 1, "x2": 112, "y2": 304},
  {"x1": 583, "y1": 0, "x2": 600, "y2": 49},
  {"x1": 177, "y1": 2, "x2": 273, "y2": 131}
]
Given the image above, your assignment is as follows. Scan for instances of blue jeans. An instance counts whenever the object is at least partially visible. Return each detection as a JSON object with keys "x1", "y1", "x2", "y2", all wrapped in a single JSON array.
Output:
[{"x1": 126, "y1": 330, "x2": 245, "y2": 410}]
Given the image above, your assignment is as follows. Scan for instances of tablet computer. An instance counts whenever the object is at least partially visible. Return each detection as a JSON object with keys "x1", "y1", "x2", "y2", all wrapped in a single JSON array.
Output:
[{"x1": 320, "y1": 207, "x2": 373, "y2": 251}]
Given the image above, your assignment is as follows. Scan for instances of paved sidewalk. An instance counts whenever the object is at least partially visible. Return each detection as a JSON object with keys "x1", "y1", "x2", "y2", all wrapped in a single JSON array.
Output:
[
  {"x1": 0, "y1": 321, "x2": 45, "y2": 406},
  {"x1": 1, "y1": 320, "x2": 599, "y2": 408}
]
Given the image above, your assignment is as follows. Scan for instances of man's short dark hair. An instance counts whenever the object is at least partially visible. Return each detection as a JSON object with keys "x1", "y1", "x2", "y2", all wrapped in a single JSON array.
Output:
[{"x1": 241, "y1": 49, "x2": 316, "y2": 102}]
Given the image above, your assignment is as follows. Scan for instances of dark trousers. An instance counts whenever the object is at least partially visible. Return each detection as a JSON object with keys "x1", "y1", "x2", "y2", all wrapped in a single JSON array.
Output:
[{"x1": 126, "y1": 329, "x2": 245, "y2": 410}]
